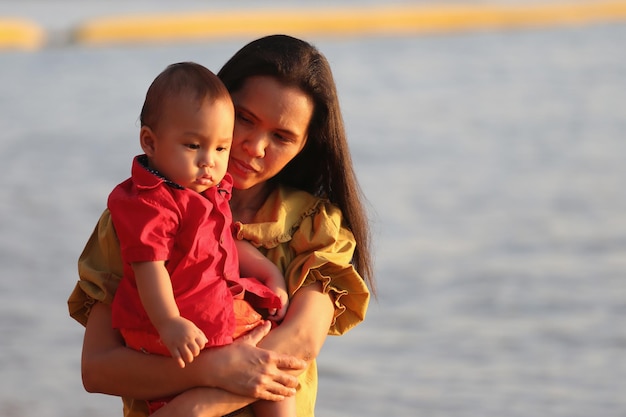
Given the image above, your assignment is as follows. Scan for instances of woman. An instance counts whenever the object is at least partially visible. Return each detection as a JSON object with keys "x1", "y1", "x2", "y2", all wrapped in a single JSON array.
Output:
[{"x1": 68, "y1": 34, "x2": 374, "y2": 417}]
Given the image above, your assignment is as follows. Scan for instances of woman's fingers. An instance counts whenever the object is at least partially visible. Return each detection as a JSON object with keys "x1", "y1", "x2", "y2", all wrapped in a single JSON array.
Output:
[
  {"x1": 236, "y1": 320, "x2": 271, "y2": 346},
  {"x1": 249, "y1": 374, "x2": 296, "y2": 401},
  {"x1": 268, "y1": 350, "x2": 307, "y2": 374},
  {"x1": 205, "y1": 322, "x2": 307, "y2": 400}
]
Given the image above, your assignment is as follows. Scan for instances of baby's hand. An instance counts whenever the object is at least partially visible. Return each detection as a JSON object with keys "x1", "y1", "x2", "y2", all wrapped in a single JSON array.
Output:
[
  {"x1": 158, "y1": 316, "x2": 208, "y2": 368},
  {"x1": 268, "y1": 287, "x2": 289, "y2": 322}
]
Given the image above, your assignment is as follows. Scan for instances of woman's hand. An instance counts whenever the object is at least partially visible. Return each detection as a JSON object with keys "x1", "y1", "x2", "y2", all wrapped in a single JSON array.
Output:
[
  {"x1": 207, "y1": 321, "x2": 305, "y2": 400},
  {"x1": 149, "y1": 282, "x2": 336, "y2": 417},
  {"x1": 81, "y1": 302, "x2": 306, "y2": 401},
  {"x1": 148, "y1": 321, "x2": 307, "y2": 417}
]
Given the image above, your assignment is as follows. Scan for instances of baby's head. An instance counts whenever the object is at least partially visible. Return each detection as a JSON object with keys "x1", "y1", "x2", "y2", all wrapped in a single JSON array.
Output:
[{"x1": 139, "y1": 62, "x2": 234, "y2": 193}]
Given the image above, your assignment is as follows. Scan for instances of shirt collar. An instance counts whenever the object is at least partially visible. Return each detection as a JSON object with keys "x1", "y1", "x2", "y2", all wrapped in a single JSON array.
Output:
[{"x1": 133, "y1": 154, "x2": 185, "y2": 190}]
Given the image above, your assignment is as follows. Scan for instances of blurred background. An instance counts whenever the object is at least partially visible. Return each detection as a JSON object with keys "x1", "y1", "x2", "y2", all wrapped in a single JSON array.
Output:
[{"x1": 1, "y1": 1, "x2": 625, "y2": 416}]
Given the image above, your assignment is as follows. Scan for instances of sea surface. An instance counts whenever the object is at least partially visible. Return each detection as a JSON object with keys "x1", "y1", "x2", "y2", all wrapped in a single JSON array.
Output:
[{"x1": 1, "y1": 2, "x2": 626, "y2": 417}]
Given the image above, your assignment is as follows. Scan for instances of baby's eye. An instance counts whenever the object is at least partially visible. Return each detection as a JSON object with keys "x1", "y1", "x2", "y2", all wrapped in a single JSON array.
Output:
[
  {"x1": 185, "y1": 143, "x2": 200, "y2": 150},
  {"x1": 217, "y1": 146, "x2": 229, "y2": 152}
]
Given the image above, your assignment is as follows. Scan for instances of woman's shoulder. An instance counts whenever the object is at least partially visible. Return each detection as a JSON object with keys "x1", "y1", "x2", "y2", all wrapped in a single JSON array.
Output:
[
  {"x1": 275, "y1": 185, "x2": 341, "y2": 212},
  {"x1": 274, "y1": 185, "x2": 319, "y2": 207},
  {"x1": 236, "y1": 185, "x2": 343, "y2": 248},
  {"x1": 272, "y1": 185, "x2": 343, "y2": 228}
]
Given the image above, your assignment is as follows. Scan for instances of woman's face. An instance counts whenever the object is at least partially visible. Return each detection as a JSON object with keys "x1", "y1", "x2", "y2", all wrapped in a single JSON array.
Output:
[{"x1": 227, "y1": 76, "x2": 314, "y2": 190}]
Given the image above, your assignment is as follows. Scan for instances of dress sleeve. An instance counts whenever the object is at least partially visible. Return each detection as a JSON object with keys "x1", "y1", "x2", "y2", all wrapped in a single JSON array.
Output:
[
  {"x1": 67, "y1": 210, "x2": 123, "y2": 326},
  {"x1": 286, "y1": 201, "x2": 370, "y2": 336}
]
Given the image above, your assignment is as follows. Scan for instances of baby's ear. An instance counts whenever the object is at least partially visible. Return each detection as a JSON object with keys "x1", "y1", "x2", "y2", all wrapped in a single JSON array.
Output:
[{"x1": 139, "y1": 126, "x2": 156, "y2": 156}]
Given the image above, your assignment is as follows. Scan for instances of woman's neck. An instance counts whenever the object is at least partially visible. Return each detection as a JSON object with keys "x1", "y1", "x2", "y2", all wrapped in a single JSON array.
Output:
[{"x1": 230, "y1": 182, "x2": 273, "y2": 223}]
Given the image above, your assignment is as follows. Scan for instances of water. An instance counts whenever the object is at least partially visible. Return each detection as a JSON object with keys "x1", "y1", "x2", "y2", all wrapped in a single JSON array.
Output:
[{"x1": 1, "y1": 4, "x2": 626, "y2": 416}]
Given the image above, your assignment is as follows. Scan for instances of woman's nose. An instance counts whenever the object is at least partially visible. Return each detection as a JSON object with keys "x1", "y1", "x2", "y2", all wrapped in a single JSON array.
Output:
[{"x1": 242, "y1": 132, "x2": 267, "y2": 158}]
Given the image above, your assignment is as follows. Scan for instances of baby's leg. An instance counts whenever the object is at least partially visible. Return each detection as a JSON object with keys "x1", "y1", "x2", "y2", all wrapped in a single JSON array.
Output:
[{"x1": 251, "y1": 395, "x2": 296, "y2": 417}]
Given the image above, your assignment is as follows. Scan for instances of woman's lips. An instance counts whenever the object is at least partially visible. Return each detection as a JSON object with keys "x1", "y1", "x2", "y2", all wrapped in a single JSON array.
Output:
[{"x1": 231, "y1": 157, "x2": 258, "y2": 174}]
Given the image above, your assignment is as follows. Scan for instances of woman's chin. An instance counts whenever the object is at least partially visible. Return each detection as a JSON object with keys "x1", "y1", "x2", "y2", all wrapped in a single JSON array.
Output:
[{"x1": 230, "y1": 175, "x2": 253, "y2": 191}]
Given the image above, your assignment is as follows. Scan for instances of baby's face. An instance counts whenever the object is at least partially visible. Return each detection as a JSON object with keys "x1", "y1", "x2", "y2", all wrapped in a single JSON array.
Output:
[{"x1": 146, "y1": 94, "x2": 234, "y2": 193}]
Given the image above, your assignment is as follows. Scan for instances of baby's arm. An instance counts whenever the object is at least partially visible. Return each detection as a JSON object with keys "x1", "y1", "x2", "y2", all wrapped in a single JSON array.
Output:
[
  {"x1": 235, "y1": 240, "x2": 289, "y2": 321},
  {"x1": 133, "y1": 261, "x2": 208, "y2": 368}
]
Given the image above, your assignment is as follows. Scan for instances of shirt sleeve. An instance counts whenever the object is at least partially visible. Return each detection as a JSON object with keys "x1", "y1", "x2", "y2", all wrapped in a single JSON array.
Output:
[
  {"x1": 286, "y1": 201, "x2": 370, "y2": 336},
  {"x1": 67, "y1": 210, "x2": 123, "y2": 326},
  {"x1": 108, "y1": 189, "x2": 178, "y2": 264}
]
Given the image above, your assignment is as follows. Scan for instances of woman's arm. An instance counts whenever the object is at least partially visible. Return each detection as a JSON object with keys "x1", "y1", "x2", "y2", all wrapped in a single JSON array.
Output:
[
  {"x1": 151, "y1": 387, "x2": 251, "y2": 417},
  {"x1": 81, "y1": 302, "x2": 305, "y2": 401},
  {"x1": 151, "y1": 281, "x2": 335, "y2": 417},
  {"x1": 257, "y1": 281, "x2": 334, "y2": 361}
]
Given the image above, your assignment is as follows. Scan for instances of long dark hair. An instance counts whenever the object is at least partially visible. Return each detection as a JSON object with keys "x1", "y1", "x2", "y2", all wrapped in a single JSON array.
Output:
[{"x1": 218, "y1": 35, "x2": 374, "y2": 293}]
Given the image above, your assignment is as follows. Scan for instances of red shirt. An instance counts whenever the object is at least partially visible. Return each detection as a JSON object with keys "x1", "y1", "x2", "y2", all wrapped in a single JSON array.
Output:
[{"x1": 108, "y1": 155, "x2": 280, "y2": 347}]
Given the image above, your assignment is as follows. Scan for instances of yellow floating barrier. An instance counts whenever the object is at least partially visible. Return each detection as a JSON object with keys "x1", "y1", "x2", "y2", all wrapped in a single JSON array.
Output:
[
  {"x1": 74, "y1": 2, "x2": 626, "y2": 46},
  {"x1": 0, "y1": 18, "x2": 45, "y2": 50}
]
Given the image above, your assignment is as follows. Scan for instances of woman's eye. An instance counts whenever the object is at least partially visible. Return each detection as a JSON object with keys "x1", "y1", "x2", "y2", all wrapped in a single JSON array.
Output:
[
  {"x1": 236, "y1": 112, "x2": 252, "y2": 125},
  {"x1": 273, "y1": 133, "x2": 292, "y2": 143}
]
